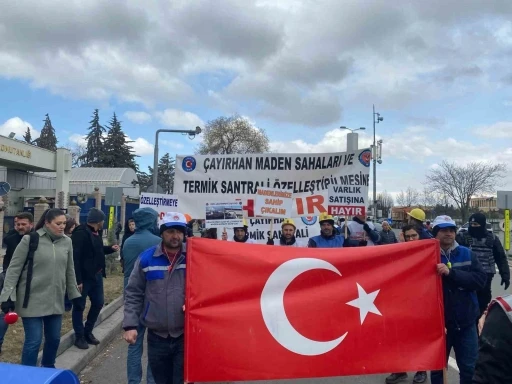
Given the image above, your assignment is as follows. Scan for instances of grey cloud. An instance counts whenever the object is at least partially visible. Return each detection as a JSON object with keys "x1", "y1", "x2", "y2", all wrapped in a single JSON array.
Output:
[{"x1": 432, "y1": 65, "x2": 483, "y2": 83}]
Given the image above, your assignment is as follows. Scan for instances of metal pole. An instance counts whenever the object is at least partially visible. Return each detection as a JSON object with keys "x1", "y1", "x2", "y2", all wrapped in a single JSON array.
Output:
[
  {"x1": 151, "y1": 127, "x2": 202, "y2": 192},
  {"x1": 152, "y1": 130, "x2": 159, "y2": 192},
  {"x1": 373, "y1": 105, "x2": 377, "y2": 219}
]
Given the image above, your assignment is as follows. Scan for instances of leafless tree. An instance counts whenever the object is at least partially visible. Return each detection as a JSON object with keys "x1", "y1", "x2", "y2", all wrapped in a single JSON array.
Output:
[
  {"x1": 376, "y1": 191, "x2": 394, "y2": 217},
  {"x1": 396, "y1": 187, "x2": 419, "y2": 207},
  {"x1": 425, "y1": 161, "x2": 507, "y2": 222},
  {"x1": 63, "y1": 142, "x2": 87, "y2": 167},
  {"x1": 196, "y1": 115, "x2": 270, "y2": 155}
]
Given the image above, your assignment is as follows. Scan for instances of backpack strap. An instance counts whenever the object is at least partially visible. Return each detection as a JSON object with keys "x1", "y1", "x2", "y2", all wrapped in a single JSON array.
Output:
[{"x1": 22, "y1": 232, "x2": 40, "y2": 309}]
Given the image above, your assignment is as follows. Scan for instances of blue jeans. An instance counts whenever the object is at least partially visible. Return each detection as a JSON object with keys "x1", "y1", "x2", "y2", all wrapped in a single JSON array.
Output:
[
  {"x1": 431, "y1": 324, "x2": 479, "y2": 384},
  {"x1": 72, "y1": 273, "x2": 104, "y2": 336},
  {"x1": 21, "y1": 315, "x2": 62, "y2": 367},
  {"x1": 127, "y1": 323, "x2": 155, "y2": 384},
  {"x1": 0, "y1": 312, "x2": 8, "y2": 347},
  {"x1": 147, "y1": 331, "x2": 184, "y2": 384}
]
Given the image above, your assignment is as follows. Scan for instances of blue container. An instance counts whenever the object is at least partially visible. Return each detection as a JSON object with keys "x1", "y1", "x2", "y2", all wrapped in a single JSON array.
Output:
[{"x1": 0, "y1": 363, "x2": 79, "y2": 384}]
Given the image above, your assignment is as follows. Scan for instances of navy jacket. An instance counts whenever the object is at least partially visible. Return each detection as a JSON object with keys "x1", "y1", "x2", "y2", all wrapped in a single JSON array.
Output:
[{"x1": 440, "y1": 242, "x2": 487, "y2": 329}]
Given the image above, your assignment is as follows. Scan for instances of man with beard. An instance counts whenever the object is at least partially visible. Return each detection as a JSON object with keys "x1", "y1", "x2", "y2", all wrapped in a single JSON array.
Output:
[
  {"x1": 457, "y1": 213, "x2": 510, "y2": 316},
  {"x1": 308, "y1": 213, "x2": 356, "y2": 248},
  {"x1": 266, "y1": 219, "x2": 303, "y2": 247},
  {"x1": 0, "y1": 212, "x2": 34, "y2": 354},
  {"x1": 221, "y1": 219, "x2": 256, "y2": 244},
  {"x1": 123, "y1": 212, "x2": 187, "y2": 384}
]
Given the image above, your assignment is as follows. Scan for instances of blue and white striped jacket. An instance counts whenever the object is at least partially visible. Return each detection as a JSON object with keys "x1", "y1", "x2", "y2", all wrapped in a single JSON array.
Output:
[{"x1": 123, "y1": 242, "x2": 186, "y2": 338}]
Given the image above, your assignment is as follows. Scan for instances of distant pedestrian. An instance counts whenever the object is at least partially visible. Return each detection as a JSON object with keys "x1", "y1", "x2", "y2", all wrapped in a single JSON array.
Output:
[
  {"x1": 379, "y1": 221, "x2": 398, "y2": 245},
  {"x1": 71, "y1": 208, "x2": 120, "y2": 350},
  {"x1": 0, "y1": 212, "x2": 34, "y2": 355},
  {"x1": 405, "y1": 208, "x2": 432, "y2": 240},
  {"x1": 456, "y1": 213, "x2": 510, "y2": 316}
]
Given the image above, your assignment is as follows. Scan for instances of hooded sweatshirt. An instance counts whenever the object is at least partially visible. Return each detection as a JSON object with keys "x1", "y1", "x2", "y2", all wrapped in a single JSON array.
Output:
[{"x1": 122, "y1": 208, "x2": 161, "y2": 289}]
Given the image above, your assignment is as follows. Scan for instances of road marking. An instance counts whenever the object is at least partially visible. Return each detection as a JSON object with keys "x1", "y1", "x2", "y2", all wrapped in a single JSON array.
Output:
[{"x1": 448, "y1": 356, "x2": 459, "y2": 372}]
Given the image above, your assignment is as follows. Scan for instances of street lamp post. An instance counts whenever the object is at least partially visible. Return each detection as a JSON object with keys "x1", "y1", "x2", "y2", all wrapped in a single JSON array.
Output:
[
  {"x1": 340, "y1": 126, "x2": 366, "y2": 152},
  {"x1": 152, "y1": 127, "x2": 202, "y2": 192},
  {"x1": 373, "y1": 105, "x2": 383, "y2": 219}
]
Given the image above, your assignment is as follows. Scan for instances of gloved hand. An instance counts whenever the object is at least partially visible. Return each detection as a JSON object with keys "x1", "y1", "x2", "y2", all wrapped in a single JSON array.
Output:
[
  {"x1": 1, "y1": 299, "x2": 15, "y2": 314},
  {"x1": 266, "y1": 238, "x2": 274, "y2": 245},
  {"x1": 353, "y1": 216, "x2": 365, "y2": 225},
  {"x1": 501, "y1": 278, "x2": 510, "y2": 290},
  {"x1": 358, "y1": 240, "x2": 368, "y2": 247}
]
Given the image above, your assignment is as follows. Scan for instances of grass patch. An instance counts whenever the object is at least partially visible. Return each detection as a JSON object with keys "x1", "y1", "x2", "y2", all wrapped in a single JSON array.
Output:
[{"x1": 0, "y1": 271, "x2": 123, "y2": 364}]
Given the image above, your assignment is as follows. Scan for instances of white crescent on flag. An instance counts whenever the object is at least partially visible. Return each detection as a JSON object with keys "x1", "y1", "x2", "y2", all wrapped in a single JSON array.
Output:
[{"x1": 260, "y1": 257, "x2": 348, "y2": 356}]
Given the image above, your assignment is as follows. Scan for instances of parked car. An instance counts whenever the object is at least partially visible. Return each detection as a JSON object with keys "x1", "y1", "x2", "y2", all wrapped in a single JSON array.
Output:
[{"x1": 457, "y1": 222, "x2": 493, "y2": 235}]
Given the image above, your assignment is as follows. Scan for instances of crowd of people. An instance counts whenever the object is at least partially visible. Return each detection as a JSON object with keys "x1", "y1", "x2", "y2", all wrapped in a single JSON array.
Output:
[
  {"x1": 0, "y1": 205, "x2": 510, "y2": 384},
  {"x1": 0, "y1": 208, "x2": 119, "y2": 368}
]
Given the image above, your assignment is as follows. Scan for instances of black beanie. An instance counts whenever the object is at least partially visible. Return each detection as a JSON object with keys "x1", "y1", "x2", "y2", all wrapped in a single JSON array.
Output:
[
  {"x1": 87, "y1": 208, "x2": 106, "y2": 224},
  {"x1": 469, "y1": 213, "x2": 486, "y2": 227}
]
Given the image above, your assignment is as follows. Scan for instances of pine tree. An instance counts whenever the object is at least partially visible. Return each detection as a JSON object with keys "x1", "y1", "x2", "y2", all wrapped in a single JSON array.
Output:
[
  {"x1": 36, "y1": 114, "x2": 58, "y2": 151},
  {"x1": 80, "y1": 109, "x2": 106, "y2": 167},
  {"x1": 23, "y1": 127, "x2": 32, "y2": 144},
  {"x1": 158, "y1": 153, "x2": 175, "y2": 194},
  {"x1": 103, "y1": 112, "x2": 138, "y2": 170}
]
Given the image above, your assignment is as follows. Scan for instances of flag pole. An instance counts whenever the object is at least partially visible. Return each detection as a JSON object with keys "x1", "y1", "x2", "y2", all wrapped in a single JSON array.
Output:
[{"x1": 344, "y1": 216, "x2": 348, "y2": 238}]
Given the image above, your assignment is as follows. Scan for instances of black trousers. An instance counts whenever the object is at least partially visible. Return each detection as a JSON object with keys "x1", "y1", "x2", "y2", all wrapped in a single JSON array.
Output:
[
  {"x1": 147, "y1": 330, "x2": 184, "y2": 384},
  {"x1": 476, "y1": 273, "x2": 494, "y2": 317}
]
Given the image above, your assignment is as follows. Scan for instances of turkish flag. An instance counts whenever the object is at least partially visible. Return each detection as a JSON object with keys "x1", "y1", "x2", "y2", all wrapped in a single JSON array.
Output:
[{"x1": 185, "y1": 239, "x2": 445, "y2": 382}]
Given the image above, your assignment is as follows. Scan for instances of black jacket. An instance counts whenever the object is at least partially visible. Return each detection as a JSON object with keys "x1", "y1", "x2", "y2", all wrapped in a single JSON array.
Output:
[
  {"x1": 120, "y1": 218, "x2": 135, "y2": 260},
  {"x1": 473, "y1": 302, "x2": 512, "y2": 383},
  {"x1": 71, "y1": 224, "x2": 115, "y2": 285},
  {"x1": 3, "y1": 230, "x2": 26, "y2": 272}
]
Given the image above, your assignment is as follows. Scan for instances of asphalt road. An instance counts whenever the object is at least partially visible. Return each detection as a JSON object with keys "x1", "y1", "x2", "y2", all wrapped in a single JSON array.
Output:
[
  {"x1": 79, "y1": 333, "x2": 460, "y2": 384},
  {"x1": 80, "y1": 232, "x2": 511, "y2": 384}
]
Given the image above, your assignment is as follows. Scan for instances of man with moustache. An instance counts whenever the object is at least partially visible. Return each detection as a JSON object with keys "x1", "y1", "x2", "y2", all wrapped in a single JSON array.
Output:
[
  {"x1": 123, "y1": 212, "x2": 187, "y2": 384},
  {"x1": 267, "y1": 219, "x2": 303, "y2": 247}
]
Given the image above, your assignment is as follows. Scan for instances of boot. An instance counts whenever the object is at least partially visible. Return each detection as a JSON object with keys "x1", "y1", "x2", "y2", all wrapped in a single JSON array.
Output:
[
  {"x1": 85, "y1": 332, "x2": 100, "y2": 345},
  {"x1": 74, "y1": 335, "x2": 89, "y2": 350}
]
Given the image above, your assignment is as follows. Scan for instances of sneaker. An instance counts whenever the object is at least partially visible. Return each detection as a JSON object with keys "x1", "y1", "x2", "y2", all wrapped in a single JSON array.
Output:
[
  {"x1": 74, "y1": 336, "x2": 89, "y2": 350},
  {"x1": 385, "y1": 372, "x2": 408, "y2": 384},
  {"x1": 85, "y1": 332, "x2": 100, "y2": 345},
  {"x1": 413, "y1": 371, "x2": 427, "y2": 383}
]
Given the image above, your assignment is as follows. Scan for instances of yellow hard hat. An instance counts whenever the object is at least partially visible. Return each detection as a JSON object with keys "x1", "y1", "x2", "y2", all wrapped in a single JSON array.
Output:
[
  {"x1": 281, "y1": 218, "x2": 296, "y2": 229},
  {"x1": 318, "y1": 212, "x2": 334, "y2": 224},
  {"x1": 243, "y1": 218, "x2": 248, "y2": 227},
  {"x1": 407, "y1": 208, "x2": 426, "y2": 222}
]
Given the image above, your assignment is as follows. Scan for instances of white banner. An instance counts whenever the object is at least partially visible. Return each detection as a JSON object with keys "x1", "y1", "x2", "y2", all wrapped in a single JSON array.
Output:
[
  {"x1": 139, "y1": 192, "x2": 179, "y2": 224},
  {"x1": 174, "y1": 150, "x2": 371, "y2": 242},
  {"x1": 255, "y1": 187, "x2": 293, "y2": 218}
]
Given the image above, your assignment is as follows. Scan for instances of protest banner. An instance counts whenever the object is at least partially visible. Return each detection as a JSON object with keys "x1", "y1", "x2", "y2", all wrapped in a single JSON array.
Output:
[
  {"x1": 139, "y1": 192, "x2": 179, "y2": 224},
  {"x1": 174, "y1": 150, "x2": 371, "y2": 242},
  {"x1": 255, "y1": 187, "x2": 293, "y2": 218},
  {"x1": 205, "y1": 201, "x2": 244, "y2": 228}
]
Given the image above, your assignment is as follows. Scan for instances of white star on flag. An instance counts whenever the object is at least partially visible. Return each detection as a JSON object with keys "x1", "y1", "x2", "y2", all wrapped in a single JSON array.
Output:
[{"x1": 346, "y1": 283, "x2": 382, "y2": 324}]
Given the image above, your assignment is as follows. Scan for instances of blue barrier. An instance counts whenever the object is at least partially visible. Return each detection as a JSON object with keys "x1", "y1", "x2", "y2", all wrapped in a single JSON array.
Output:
[{"x1": 0, "y1": 363, "x2": 79, "y2": 383}]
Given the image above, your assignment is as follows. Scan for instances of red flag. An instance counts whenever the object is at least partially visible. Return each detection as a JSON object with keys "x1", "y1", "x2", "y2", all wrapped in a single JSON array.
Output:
[{"x1": 185, "y1": 239, "x2": 445, "y2": 382}]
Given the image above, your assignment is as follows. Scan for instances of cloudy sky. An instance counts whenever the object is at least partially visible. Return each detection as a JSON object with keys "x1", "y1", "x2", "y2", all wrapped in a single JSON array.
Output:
[{"x1": 1, "y1": 0, "x2": 511, "y2": 198}]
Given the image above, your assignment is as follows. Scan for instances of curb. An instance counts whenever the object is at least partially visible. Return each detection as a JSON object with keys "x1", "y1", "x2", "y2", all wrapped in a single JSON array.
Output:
[
  {"x1": 36, "y1": 295, "x2": 124, "y2": 367},
  {"x1": 56, "y1": 305, "x2": 124, "y2": 374}
]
